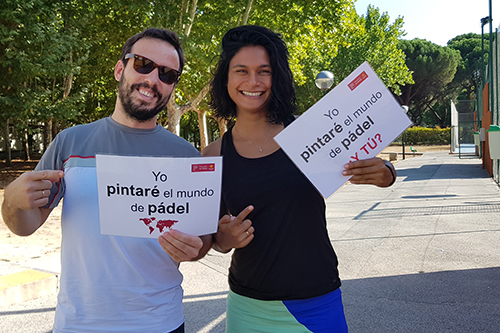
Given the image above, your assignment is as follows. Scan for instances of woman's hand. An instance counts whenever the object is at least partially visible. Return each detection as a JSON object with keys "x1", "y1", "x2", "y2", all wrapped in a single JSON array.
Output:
[
  {"x1": 212, "y1": 205, "x2": 255, "y2": 253},
  {"x1": 342, "y1": 158, "x2": 396, "y2": 187}
]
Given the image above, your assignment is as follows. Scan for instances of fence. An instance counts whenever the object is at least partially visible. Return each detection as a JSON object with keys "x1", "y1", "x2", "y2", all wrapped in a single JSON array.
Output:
[
  {"x1": 451, "y1": 100, "x2": 477, "y2": 158},
  {"x1": 477, "y1": 21, "x2": 500, "y2": 184}
]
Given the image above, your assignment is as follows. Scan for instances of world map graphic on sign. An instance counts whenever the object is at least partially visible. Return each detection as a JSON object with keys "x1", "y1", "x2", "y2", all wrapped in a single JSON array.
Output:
[{"x1": 140, "y1": 217, "x2": 179, "y2": 234}]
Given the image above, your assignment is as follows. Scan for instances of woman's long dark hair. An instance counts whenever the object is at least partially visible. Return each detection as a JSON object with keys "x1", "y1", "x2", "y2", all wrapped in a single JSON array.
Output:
[{"x1": 209, "y1": 25, "x2": 297, "y2": 124}]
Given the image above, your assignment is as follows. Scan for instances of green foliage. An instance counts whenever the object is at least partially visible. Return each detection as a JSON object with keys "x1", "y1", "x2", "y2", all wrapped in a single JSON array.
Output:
[
  {"x1": 1, "y1": 0, "x2": 416, "y2": 151},
  {"x1": 252, "y1": 3, "x2": 413, "y2": 112},
  {"x1": 0, "y1": 0, "x2": 83, "y2": 126},
  {"x1": 332, "y1": 5, "x2": 413, "y2": 95},
  {"x1": 406, "y1": 34, "x2": 487, "y2": 128},
  {"x1": 422, "y1": 102, "x2": 450, "y2": 128},
  {"x1": 422, "y1": 34, "x2": 487, "y2": 129},
  {"x1": 447, "y1": 33, "x2": 488, "y2": 101},
  {"x1": 68, "y1": 1, "x2": 155, "y2": 124},
  {"x1": 248, "y1": 0, "x2": 351, "y2": 111},
  {"x1": 403, "y1": 126, "x2": 450, "y2": 145},
  {"x1": 397, "y1": 39, "x2": 461, "y2": 126}
]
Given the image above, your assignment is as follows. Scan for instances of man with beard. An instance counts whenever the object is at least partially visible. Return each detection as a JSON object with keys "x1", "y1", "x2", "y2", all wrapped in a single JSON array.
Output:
[{"x1": 1, "y1": 28, "x2": 211, "y2": 333}]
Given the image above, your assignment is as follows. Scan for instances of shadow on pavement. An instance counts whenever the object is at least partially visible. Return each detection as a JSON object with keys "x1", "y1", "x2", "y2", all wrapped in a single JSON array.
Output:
[
  {"x1": 354, "y1": 202, "x2": 500, "y2": 220},
  {"x1": 342, "y1": 266, "x2": 500, "y2": 333},
  {"x1": 0, "y1": 307, "x2": 56, "y2": 317},
  {"x1": 397, "y1": 163, "x2": 489, "y2": 181}
]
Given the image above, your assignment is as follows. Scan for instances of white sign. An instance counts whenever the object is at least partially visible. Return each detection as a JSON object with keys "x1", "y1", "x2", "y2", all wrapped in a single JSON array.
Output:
[
  {"x1": 274, "y1": 61, "x2": 412, "y2": 198},
  {"x1": 96, "y1": 155, "x2": 222, "y2": 238}
]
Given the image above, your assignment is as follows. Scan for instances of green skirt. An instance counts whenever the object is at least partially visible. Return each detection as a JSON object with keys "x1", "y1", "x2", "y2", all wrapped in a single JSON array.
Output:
[{"x1": 225, "y1": 289, "x2": 348, "y2": 333}]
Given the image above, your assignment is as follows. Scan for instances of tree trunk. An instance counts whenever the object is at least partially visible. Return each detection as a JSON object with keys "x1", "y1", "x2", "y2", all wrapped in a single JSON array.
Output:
[
  {"x1": 179, "y1": 0, "x2": 187, "y2": 30},
  {"x1": 166, "y1": 83, "x2": 210, "y2": 136},
  {"x1": 63, "y1": 74, "x2": 73, "y2": 99},
  {"x1": 3, "y1": 119, "x2": 12, "y2": 166},
  {"x1": 52, "y1": 121, "x2": 59, "y2": 140},
  {"x1": 167, "y1": 101, "x2": 182, "y2": 135},
  {"x1": 197, "y1": 109, "x2": 208, "y2": 150},
  {"x1": 51, "y1": 51, "x2": 73, "y2": 139},
  {"x1": 23, "y1": 128, "x2": 31, "y2": 161},
  {"x1": 242, "y1": 0, "x2": 254, "y2": 25},
  {"x1": 184, "y1": 0, "x2": 198, "y2": 36},
  {"x1": 43, "y1": 119, "x2": 53, "y2": 153},
  {"x1": 218, "y1": 118, "x2": 228, "y2": 137}
]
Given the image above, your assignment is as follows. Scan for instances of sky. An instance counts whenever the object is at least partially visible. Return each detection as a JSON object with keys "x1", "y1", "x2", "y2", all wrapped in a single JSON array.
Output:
[{"x1": 354, "y1": 0, "x2": 499, "y2": 46}]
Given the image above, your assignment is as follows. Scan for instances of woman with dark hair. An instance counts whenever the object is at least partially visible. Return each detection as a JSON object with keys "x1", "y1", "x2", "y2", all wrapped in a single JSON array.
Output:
[
  {"x1": 203, "y1": 25, "x2": 396, "y2": 332},
  {"x1": 209, "y1": 25, "x2": 297, "y2": 125}
]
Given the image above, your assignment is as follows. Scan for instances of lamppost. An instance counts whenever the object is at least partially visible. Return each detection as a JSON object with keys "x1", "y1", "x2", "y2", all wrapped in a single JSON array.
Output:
[
  {"x1": 480, "y1": 16, "x2": 490, "y2": 95},
  {"x1": 401, "y1": 105, "x2": 409, "y2": 160},
  {"x1": 315, "y1": 71, "x2": 334, "y2": 94},
  {"x1": 480, "y1": 16, "x2": 491, "y2": 157}
]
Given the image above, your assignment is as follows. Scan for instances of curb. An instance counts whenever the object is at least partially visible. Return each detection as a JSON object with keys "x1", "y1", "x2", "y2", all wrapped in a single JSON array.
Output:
[{"x1": 0, "y1": 270, "x2": 58, "y2": 307}]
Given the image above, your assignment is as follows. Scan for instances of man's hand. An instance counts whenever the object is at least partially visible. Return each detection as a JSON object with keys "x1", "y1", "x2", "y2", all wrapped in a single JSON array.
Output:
[
  {"x1": 4, "y1": 170, "x2": 63, "y2": 210},
  {"x1": 342, "y1": 157, "x2": 395, "y2": 187},
  {"x1": 2, "y1": 170, "x2": 63, "y2": 236},
  {"x1": 158, "y1": 230, "x2": 211, "y2": 262},
  {"x1": 213, "y1": 205, "x2": 254, "y2": 253}
]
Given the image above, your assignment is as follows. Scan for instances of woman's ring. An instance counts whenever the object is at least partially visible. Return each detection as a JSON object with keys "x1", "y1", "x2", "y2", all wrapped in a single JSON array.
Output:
[
  {"x1": 42, "y1": 190, "x2": 45, "y2": 197},
  {"x1": 245, "y1": 231, "x2": 249, "y2": 236}
]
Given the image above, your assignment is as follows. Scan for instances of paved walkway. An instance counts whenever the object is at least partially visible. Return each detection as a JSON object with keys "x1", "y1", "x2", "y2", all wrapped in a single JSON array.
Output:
[{"x1": 1, "y1": 151, "x2": 500, "y2": 332}]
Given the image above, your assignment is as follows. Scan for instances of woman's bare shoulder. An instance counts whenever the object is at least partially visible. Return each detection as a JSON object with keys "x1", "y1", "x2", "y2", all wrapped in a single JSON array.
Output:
[{"x1": 201, "y1": 138, "x2": 222, "y2": 156}]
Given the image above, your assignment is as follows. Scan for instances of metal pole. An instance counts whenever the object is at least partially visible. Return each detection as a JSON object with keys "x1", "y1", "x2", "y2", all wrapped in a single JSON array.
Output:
[
  {"x1": 400, "y1": 105, "x2": 409, "y2": 160},
  {"x1": 495, "y1": 28, "x2": 500, "y2": 125},
  {"x1": 481, "y1": 21, "x2": 486, "y2": 94},
  {"x1": 480, "y1": 20, "x2": 486, "y2": 126},
  {"x1": 402, "y1": 132, "x2": 406, "y2": 160},
  {"x1": 489, "y1": 0, "x2": 494, "y2": 123}
]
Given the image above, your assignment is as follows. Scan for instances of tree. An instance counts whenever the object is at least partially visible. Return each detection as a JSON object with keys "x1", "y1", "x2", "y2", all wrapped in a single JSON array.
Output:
[
  {"x1": 332, "y1": 5, "x2": 413, "y2": 95},
  {"x1": 396, "y1": 39, "x2": 461, "y2": 126},
  {"x1": 149, "y1": 0, "x2": 255, "y2": 142},
  {"x1": 152, "y1": 0, "x2": 358, "y2": 142},
  {"x1": 233, "y1": 2, "x2": 412, "y2": 113},
  {"x1": 1, "y1": 0, "x2": 416, "y2": 156},
  {"x1": 448, "y1": 33, "x2": 488, "y2": 101},
  {"x1": 422, "y1": 33, "x2": 488, "y2": 128},
  {"x1": 0, "y1": 0, "x2": 82, "y2": 164}
]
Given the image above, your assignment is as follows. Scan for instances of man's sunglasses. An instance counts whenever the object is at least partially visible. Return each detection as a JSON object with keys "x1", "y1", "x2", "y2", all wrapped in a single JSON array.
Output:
[{"x1": 124, "y1": 53, "x2": 181, "y2": 85}]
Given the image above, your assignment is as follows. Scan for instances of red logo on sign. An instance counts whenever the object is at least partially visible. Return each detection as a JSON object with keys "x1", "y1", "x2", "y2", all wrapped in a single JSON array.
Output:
[
  {"x1": 192, "y1": 163, "x2": 215, "y2": 172},
  {"x1": 348, "y1": 71, "x2": 368, "y2": 91},
  {"x1": 140, "y1": 217, "x2": 179, "y2": 234}
]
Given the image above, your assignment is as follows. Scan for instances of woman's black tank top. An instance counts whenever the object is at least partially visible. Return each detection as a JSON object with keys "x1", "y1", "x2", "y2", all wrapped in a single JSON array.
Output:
[{"x1": 220, "y1": 127, "x2": 341, "y2": 300}]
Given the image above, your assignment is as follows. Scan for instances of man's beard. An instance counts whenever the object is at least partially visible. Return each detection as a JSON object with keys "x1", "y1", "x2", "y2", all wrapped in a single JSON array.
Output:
[{"x1": 118, "y1": 73, "x2": 171, "y2": 122}]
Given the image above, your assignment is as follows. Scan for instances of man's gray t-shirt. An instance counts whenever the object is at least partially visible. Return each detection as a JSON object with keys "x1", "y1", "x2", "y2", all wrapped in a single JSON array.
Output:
[{"x1": 36, "y1": 117, "x2": 200, "y2": 332}]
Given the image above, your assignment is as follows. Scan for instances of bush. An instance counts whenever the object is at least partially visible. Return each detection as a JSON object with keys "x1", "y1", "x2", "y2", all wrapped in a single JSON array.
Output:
[{"x1": 397, "y1": 127, "x2": 450, "y2": 145}]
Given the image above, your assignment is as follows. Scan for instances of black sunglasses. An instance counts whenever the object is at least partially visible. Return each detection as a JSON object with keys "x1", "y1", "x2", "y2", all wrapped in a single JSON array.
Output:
[{"x1": 124, "y1": 53, "x2": 181, "y2": 85}]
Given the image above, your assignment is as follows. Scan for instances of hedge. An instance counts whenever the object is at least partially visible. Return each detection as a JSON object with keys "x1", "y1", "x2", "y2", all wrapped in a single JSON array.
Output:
[{"x1": 396, "y1": 127, "x2": 450, "y2": 145}]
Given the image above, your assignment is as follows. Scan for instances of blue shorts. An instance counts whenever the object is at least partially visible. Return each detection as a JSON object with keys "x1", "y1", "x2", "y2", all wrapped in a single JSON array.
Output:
[{"x1": 226, "y1": 288, "x2": 348, "y2": 332}]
